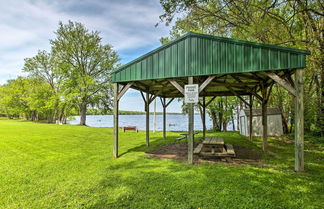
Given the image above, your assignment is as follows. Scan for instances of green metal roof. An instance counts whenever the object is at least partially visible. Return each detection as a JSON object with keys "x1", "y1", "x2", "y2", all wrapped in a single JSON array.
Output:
[{"x1": 112, "y1": 32, "x2": 310, "y2": 83}]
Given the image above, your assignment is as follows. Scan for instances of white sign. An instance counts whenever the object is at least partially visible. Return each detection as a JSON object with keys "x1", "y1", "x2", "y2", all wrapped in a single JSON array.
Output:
[{"x1": 184, "y1": 84, "x2": 199, "y2": 103}]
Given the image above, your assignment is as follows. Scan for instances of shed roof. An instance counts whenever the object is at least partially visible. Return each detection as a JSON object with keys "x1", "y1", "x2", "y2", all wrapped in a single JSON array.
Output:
[
  {"x1": 243, "y1": 108, "x2": 282, "y2": 116},
  {"x1": 112, "y1": 32, "x2": 310, "y2": 83}
]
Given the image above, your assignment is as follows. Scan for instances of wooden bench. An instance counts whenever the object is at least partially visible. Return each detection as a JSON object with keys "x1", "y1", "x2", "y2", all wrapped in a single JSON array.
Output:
[
  {"x1": 225, "y1": 144, "x2": 236, "y2": 157},
  {"x1": 175, "y1": 136, "x2": 186, "y2": 141},
  {"x1": 121, "y1": 126, "x2": 138, "y2": 132},
  {"x1": 180, "y1": 131, "x2": 199, "y2": 137},
  {"x1": 194, "y1": 143, "x2": 203, "y2": 154}
]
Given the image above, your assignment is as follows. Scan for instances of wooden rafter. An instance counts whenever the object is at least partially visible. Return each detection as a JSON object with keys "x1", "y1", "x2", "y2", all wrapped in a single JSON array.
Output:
[
  {"x1": 208, "y1": 82, "x2": 259, "y2": 87},
  {"x1": 140, "y1": 91, "x2": 146, "y2": 102},
  {"x1": 199, "y1": 75, "x2": 216, "y2": 93},
  {"x1": 250, "y1": 72, "x2": 267, "y2": 81},
  {"x1": 266, "y1": 72, "x2": 296, "y2": 96},
  {"x1": 160, "y1": 97, "x2": 175, "y2": 107},
  {"x1": 160, "y1": 97, "x2": 165, "y2": 106},
  {"x1": 165, "y1": 98, "x2": 174, "y2": 107},
  {"x1": 231, "y1": 75, "x2": 263, "y2": 101},
  {"x1": 205, "y1": 96, "x2": 217, "y2": 107},
  {"x1": 225, "y1": 86, "x2": 250, "y2": 107},
  {"x1": 135, "y1": 81, "x2": 149, "y2": 90},
  {"x1": 117, "y1": 82, "x2": 133, "y2": 100},
  {"x1": 168, "y1": 79, "x2": 184, "y2": 95}
]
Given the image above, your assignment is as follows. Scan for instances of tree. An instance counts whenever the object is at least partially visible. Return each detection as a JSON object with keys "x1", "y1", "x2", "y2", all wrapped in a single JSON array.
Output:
[
  {"x1": 23, "y1": 50, "x2": 63, "y2": 123},
  {"x1": 51, "y1": 21, "x2": 119, "y2": 125},
  {"x1": 206, "y1": 96, "x2": 237, "y2": 131},
  {"x1": 0, "y1": 77, "x2": 53, "y2": 120}
]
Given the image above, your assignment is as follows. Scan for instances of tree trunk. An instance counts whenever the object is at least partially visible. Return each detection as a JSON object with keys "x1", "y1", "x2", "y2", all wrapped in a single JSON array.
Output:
[
  {"x1": 223, "y1": 121, "x2": 227, "y2": 132},
  {"x1": 281, "y1": 113, "x2": 288, "y2": 134},
  {"x1": 210, "y1": 111, "x2": 218, "y2": 131},
  {"x1": 290, "y1": 109, "x2": 294, "y2": 133},
  {"x1": 319, "y1": 59, "x2": 324, "y2": 137},
  {"x1": 30, "y1": 110, "x2": 36, "y2": 121},
  {"x1": 80, "y1": 102, "x2": 87, "y2": 125}
]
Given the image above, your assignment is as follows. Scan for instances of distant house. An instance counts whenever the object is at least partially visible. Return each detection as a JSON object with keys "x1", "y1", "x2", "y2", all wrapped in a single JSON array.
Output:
[{"x1": 239, "y1": 108, "x2": 283, "y2": 137}]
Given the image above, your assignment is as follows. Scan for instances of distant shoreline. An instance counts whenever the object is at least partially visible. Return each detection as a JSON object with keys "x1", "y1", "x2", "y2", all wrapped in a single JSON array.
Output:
[{"x1": 79, "y1": 113, "x2": 201, "y2": 116}]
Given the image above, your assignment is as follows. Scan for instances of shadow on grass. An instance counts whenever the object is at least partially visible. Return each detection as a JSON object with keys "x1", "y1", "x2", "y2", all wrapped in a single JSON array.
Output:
[
  {"x1": 88, "y1": 155, "x2": 324, "y2": 209},
  {"x1": 119, "y1": 136, "x2": 180, "y2": 158}
]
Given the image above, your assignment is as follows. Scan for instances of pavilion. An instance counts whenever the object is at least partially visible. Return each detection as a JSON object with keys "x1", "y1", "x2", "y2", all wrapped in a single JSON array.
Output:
[{"x1": 111, "y1": 32, "x2": 310, "y2": 172}]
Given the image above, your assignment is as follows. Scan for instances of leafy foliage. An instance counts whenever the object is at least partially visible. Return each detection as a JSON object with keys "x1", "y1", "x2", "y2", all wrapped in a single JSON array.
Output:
[{"x1": 0, "y1": 77, "x2": 53, "y2": 120}]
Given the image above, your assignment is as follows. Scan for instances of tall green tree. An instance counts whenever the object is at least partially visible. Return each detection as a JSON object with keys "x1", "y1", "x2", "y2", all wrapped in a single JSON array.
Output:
[
  {"x1": 0, "y1": 77, "x2": 53, "y2": 120},
  {"x1": 23, "y1": 50, "x2": 63, "y2": 123},
  {"x1": 51, "y1": 21, "x2": 119, "y2": 125}
]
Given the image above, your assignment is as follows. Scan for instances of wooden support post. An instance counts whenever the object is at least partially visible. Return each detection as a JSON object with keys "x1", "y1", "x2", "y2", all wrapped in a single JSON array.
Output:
[
  {"x1": 249, "y1": 95, "x2": 253, "y2": 141},
  {"x1": 162, "y1": 98, "x2": 166, "y2": 139},
  {"x1": 295, "y1": 69, "x2": 304, "y2": 172},
  {"x1": 188, "y1": 77, "x2": 194, "y2": 164},
  {"x1": 113, "y1": 83, "x2": 119, "y2": 158},
  {"x1": 261, "y1": 86, "x2": 269, "y2": 152},
  {"x1": 160, "y1": 97, "x2": 174, "y2": 140},
  {"x1": 146, "y1": 91, "x2": 150, "y2": 146},
  {"x1": 202, "y1": 97, "x2": 206, "y2": 140},
  {"x1": 153, "y1": 98, "x2": 156, "y2": 133}
]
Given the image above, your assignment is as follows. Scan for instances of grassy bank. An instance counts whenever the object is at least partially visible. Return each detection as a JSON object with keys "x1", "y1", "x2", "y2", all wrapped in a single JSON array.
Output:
[{"x1": 0, "y1": 119, "x2": 323, "y2": 208}]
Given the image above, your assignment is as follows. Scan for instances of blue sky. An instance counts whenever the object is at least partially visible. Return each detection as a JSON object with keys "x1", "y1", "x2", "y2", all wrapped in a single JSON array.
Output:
[{"x1": 0, "y1": 0, "x2": 183, "y2": 112}]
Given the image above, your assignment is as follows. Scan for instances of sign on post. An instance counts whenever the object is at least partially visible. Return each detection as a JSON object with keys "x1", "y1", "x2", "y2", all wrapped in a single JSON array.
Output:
[{"x1": 184, "y1": 84, "x2": 199, "y2": 103}]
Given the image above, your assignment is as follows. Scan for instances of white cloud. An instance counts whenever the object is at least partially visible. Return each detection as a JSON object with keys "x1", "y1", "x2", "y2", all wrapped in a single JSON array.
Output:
[{"x1": 0, "y1": 0, "x2": 170, "y2": 84}]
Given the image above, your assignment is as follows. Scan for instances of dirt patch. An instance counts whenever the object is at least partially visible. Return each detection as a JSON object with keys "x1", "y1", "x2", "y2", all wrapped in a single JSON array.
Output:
[{"x1": 146, "y1": 142, "x2": 264, "y2": 166}]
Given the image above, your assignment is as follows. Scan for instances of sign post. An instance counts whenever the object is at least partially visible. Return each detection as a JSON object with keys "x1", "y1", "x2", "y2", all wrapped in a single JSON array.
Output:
[{"x1": 185, "y1": 81, "x2": 198, "y2": 164}]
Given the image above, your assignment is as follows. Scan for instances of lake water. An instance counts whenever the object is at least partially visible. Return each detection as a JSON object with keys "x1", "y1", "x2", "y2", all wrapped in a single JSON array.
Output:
[{"x1": 67, "y1": 114, "x2": 236, "y2": 131}]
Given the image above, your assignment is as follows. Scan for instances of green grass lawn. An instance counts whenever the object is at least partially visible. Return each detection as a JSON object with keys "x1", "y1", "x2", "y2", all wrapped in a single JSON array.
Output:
[{"x1": 0, "y1": 119, "x2": 323, "y2": 209}]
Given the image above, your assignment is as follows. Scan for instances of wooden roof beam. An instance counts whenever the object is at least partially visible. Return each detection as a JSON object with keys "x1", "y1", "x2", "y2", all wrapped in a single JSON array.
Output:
[
  {"x1": 199, "y1": 75, "x2": 216, "y2": 93},
  {"x1": 225, "y1": 86, "x2": 250, "y2": 106},
  {"x1": 266, "y1": 72, "x2": 296, "y2": 96},
  {"x1": 231, "y1": 75, "x2": 263, "y2": 101},
  {"x1": 117, "y1": 82, "x2": 133, "y2": 100},
  {"x1": 168, "y1": 79, "x2": 184, "y2": 95}
]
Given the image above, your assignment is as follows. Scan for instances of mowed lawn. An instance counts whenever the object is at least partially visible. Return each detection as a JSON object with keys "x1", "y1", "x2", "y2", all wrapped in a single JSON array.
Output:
[{"x1": 0, "y1": 119, "x2": 323, "y2": 209}]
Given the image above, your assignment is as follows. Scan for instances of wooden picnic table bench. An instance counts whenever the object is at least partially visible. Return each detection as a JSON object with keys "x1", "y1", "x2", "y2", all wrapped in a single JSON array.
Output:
[
  {"x1": 202, "y1": 137, "x2": 224, "y2": 145},
  {"x1": 194, "y1": 136, "x2": 236, "y2": 159},
  {"x1": 121, "y1": 126, "x2": 138, "y2": 132},
  {"x1": 176, "y1": 132, "x2": 200, "y2": 141},
  {"x1": 179, "y1": 131, "x2": 200, "y2": 136}
]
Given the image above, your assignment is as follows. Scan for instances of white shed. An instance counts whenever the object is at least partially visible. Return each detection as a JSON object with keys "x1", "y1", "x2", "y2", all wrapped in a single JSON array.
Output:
[{"x1": 239, "y1": 108, "x2": 283, "y2": 137}]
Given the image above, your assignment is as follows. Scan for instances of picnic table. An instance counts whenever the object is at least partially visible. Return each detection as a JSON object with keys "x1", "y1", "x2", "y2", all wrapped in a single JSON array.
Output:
[
  {"x1": 180, "y1": 131, "x2": 200, "y2": 136},
  {"x1": 194, "y1": 136, "x2": 235, "y2": 160},
  {"x1": 202, "y1": 137, "x2": 225, "y2": 154},
  {"x1": 176, "y1": 132, "x2": 200, "y2": 141}
]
